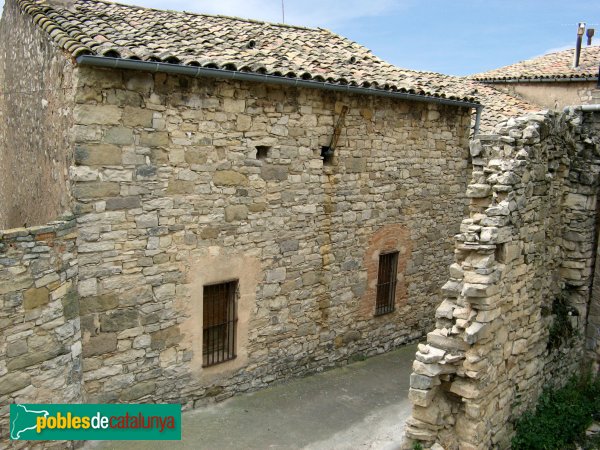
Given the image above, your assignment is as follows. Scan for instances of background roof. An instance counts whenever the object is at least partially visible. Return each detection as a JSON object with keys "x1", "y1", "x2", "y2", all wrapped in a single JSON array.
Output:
[{"x1": 473, "y1": 45, "x2": 600, "y2": 81}]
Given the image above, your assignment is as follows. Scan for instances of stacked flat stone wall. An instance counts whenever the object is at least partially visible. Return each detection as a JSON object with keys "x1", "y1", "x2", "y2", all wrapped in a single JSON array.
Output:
[
  {"x1": 584, "y1": 110, "x2": 600, "y2": 367},
  {"x1": 403, "y1": 109, "x2": 600, "y2": 449},
  {"x1": 0, "y1": 0, "x2": 75, "y2": 229},
  {"x1": 0, "y1": 219, "x2": 81, "y2": 448},
  {"x1": 70, "y1": 66, "x2": 471, "y2": 406}
]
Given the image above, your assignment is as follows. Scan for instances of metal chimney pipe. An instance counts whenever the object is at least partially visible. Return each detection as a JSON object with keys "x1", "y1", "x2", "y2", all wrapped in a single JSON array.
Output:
[
  {"x1": 574, "y1": 22, "x2": 585, "y2": 68},
  {"x1": 587, "y1": 28, "x2": 595, "y2": 45}
]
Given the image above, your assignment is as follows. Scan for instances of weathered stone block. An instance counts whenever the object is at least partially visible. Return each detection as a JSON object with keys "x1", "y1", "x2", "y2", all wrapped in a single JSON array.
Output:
[
  {"x1": 150, "y1": 325, "x2": 181, "y2": 350},
  {"x1": 154, "y1": 284, "x2": 175, "y2": 300},
  {"x1": 23, "y1": 286, "x2": 49, "y2": 310},
  {"x1": 450, "y1": 379, "x2": 481, "y2": 399},
  {"x1": 266, "y1": 268, "x2": 286, "y2": 283},
  {"x1": 62, "y1": 288, "x2": 80, "y2": 320},
  {"x1": 280, "y1": 240, "x2": 299, "y2": 252},
  {"x1": 80, "y1": 294, "x2": 119, "y2": 315},
  {"x1": 409, "y1": 387, "x2": 438, "y2": 407},
  {"x1": 415, "y1": 345, "x2": 446, "y2": 364},
  {"x1": 435, "y1": 299, "x2": 456, "y2": 319},
  {"x1": 465, "y1": 322, "x2": 490, "y2": 345},
  {"x1": 73, "y1": 182, "x2": 120, "y2": 199},
  {"x1": 83, "y1": 333, "x2": 117, "y2": 357},
  {"x1": 441, "y1": 280, "x2": 462, "y2": 297},
  {"x1": 78, "y1": 278, "x2": 97, "y2": 297},
  {"x1": 167, "y1": 180, "x2": 194, "y2": 194},
  {"x1": 104, "y1": 127, "x2": 134, "y2": 145},
  {"x1": 0, "y1": 276, "x2": 33, "y2": 295},
  {"x1": 141, "y1": 131, "x2": 169, "y2": 147},
  {"x1": 75, "y1": 144, "x2": 122, "y2": 166},
  {"x1": 413, "y1": 359, "x2": 456, "y2": 377},
  {"x1": 341, "y1": 330, "x2": 361, "y2": 344},
  {"x1": 106, "y1": 196, "x2": 141, "y2": 211},
  {"x1": 261, "y1": 165, "x2": 288, "y2": 181},
  {"x1": 7, "y1": 342, "x2": 65, "y2": 370},
  {"x1": 135, "y1": 213, "x2": 159, "y2": 228},
  {"x1": 410, "y1": 373, "x2": 440, "y2": 390},
  {"x1": 469, "y1": 140, "x2": 482, "y2": 157},
  {"x1": 74, "y1": 104, "x2": 122, "y2": 125},
  {"x1": 345, "y1": 157, "x2": 366, "y2": 173},
  {"x1": 225, "y1": 205, "x2": 248, "y2": 222},
  {"x1": 214, "y1": 170, "x2": 248, "y2": 186},
  {"x1": 0, "y1": 371, "x2": 31, "y2": 395},
  {"x1": 7, "y1": 340, "x2": 28, "y2": 357},
  {"x1": 100, "y1": 310, "x2": 139, "y2": 332},
  {"x1": 120, "y1": 380, "x2": 156, "y2": 401},
  {"x1": 427, "y1": 331, "x2": 469, "y2": 351},
  {"x1": 223, "y1": 99, "x2": 245, "y2": 113},
  {"x1": 466, "y1": 184, "x2": 491, "y2": 198},
  {"x1": 461, "y1": 283, "x2": 498, "y2": 298}
]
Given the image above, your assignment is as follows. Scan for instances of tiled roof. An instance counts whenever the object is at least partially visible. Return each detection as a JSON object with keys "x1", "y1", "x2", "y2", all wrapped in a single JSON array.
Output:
[
  {"x1": 432, "y1": 75, "x2": 540, "y2": 133},
  {"x1": 17, "y1": 0, "x2": 482, "y2": 103},
  {"x1": 473, "y1": 45, "x2": 600, "y2": 81},
  {"x1": 15, "y1": 0, "x2": 541, "y2": 131}
]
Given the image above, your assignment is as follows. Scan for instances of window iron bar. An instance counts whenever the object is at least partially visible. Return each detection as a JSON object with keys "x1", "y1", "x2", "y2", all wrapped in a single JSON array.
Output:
[
  {"x1": 375, "y1": 251, "x2": 398, "y2": 316},
  {"x1": 203, "y1": 280, "x2": 238, "y2": 367}
]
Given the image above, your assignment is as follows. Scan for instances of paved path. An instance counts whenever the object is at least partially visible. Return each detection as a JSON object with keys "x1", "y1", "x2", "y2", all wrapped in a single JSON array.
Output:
[{"x1": 89, "y1": 344, "x2": 416, "y2": 450}]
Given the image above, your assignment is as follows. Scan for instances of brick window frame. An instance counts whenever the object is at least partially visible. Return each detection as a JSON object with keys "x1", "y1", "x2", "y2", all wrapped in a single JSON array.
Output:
[
  {"x1": 375, "y1": 251, "x2": 399, "y2": 315},
  {"x1": 360, "y1": 224, "x2": 411, "y2": 318}
]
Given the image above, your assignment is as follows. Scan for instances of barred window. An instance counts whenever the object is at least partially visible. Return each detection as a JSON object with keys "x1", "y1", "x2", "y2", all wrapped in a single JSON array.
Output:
[
  {"x1": 375, "y1": 251, "x2": 399, "y2": 316},
  {"x1": 203, "y1": 280, "x2": 238, "y2": 367}
]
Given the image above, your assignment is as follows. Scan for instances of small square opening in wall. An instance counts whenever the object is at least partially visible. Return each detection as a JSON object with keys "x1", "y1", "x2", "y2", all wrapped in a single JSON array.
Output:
[
  {"x1": 321, "y1": 146, "x2": 335, "y2": 166},
  {"x1": 255, "y1": 146, "x2": 271, "y2": 160}
]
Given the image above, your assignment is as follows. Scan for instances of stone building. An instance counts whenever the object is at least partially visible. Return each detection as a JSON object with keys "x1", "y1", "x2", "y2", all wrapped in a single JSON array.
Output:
[
  {"x1": 7, "y1": 0, "x2": 599, "y2": 448},
  {"x1": 0, "y1": 0, "x2": 505, "y2": 436},
  {"x1": 473, "y1": 45, "x2": 600, "y2": 109}
]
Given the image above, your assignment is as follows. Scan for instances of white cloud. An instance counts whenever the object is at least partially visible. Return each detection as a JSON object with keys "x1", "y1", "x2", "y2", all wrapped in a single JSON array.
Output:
[{"x1": 117, "y1": 0, "x2": 403, "y2": 28}]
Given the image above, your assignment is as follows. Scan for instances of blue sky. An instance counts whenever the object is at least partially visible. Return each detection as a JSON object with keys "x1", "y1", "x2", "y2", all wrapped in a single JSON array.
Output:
[{"x1": 1, "y1": 0, "x2": 599, "y2": 75}]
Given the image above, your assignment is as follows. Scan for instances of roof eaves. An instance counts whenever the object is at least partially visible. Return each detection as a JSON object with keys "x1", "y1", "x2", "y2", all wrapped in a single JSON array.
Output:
[
  {"x1": 473, "y1": 75, "x2": 599, "y2": 83},
  {"x1": 76, "y1": 55, "x2": 480, "y2": 108}
]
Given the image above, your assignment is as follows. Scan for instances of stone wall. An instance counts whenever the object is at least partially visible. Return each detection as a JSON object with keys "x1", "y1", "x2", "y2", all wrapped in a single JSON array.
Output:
[
  {"x1": 0, "y1": 219, "x2": 82, "y2": 448},
  {"x1": 403, "y1": 109, "x2": 600, "y2": 450},
  {"x1": 0, "y1": 0, "x2": 75, "y2": 229},
  {"x1": 584, "y1": 111, "x2": 600, "y2": 368},
  {"x1": 70, "y1": 66, "x2": 472, "y2": 406},
  {"x1": 490, "y1": 81, "x2": 598, "y2": 110}
]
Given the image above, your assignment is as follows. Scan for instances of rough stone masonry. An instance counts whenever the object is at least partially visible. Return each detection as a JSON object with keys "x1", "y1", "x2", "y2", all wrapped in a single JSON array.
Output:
[
  {"x1": 403, "y1": 108, "x2": 600, "y2": 450},
  {"x1": 0, "y1": 4, "x2": 474, "y2": 442},
  {"x1": 67, "y1": 66, "x2": 470, "y2": 407}
]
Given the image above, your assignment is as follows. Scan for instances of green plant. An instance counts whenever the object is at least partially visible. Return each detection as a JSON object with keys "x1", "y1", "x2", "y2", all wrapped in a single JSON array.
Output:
[
  {"x1": 511, "y1": 374, "x2": 600, "y2": 449},
  {"x1": 412, "y1": 442, "x2": 424, "y2": 450}
]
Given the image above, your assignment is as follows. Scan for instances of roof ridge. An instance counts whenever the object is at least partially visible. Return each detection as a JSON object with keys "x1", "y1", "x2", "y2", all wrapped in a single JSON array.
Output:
[
  {"x1": 471, "y1": 44, "x2": 600, "y2": 81},
  {"x1": 73, "y1": 0, "x2": 321, "y2": 32}
]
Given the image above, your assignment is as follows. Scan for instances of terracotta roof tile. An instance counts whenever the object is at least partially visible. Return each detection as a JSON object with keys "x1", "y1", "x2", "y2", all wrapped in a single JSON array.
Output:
[
  {"x1": 473, "y1": 45, "x2": 600, "y2": 81},
  {"x1": 18, "y1": 0, "x2": 481, "y2": 102},
  {"x1": 16, "y1": 0, "x2": 542, "y2": 131}
]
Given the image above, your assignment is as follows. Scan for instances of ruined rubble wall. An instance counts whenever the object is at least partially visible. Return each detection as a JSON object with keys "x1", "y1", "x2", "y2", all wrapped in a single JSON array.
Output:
[
  {"x1": 0, "y1": 0, "x2": 75, "y2": 229},
  {"x1": 0, "y1": 219, "x2": 82, "y2": 447},
  {"x1": 584, "y1": 111, "x2": 600, "y2": 368},
  {"x1": 404, "y1": 110, "x2": 600, "y2": 450},
  {"x1": 70, "y1": 66, "x2": 471, "y2": 405}
]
